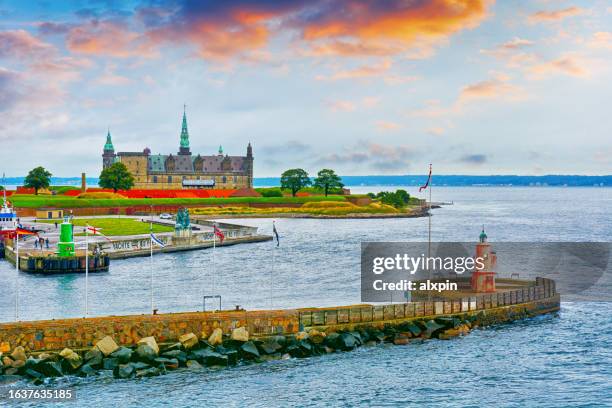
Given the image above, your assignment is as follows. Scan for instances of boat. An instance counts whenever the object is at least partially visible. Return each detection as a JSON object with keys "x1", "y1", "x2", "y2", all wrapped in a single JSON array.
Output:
[{"x1": 0, "y1": 174, "x2": 17, "y2": 234}]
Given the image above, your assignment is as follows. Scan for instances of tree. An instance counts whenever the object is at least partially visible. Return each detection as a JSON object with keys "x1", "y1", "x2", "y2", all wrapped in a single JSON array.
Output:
[
  {"x1": 99, "y1": 162, "x2": 135, "y2": 193},
  {"x1": 314, "y1": 169, "x2": 344, "y2": 196},
  {"x1": 280, "y1": 168, "x2": 311, "y2": 197},
  {"x1": 24, "y1": 166, "x2": 52, "y2": 195}
]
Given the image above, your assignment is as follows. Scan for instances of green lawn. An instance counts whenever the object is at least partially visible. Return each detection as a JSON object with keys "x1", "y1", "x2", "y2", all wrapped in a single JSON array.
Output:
[
  {"x1": 39, "y1": 218, "x2": 174, "y2": 236},
  {"x1": 10, "y1": 194, "x2": 347, "y2": 209}
]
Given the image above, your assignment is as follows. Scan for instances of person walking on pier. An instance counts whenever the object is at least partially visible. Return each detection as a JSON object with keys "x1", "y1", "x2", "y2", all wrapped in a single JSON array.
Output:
[{"x1": 45, "y1": 238, "x2": 49, "y2": 249}]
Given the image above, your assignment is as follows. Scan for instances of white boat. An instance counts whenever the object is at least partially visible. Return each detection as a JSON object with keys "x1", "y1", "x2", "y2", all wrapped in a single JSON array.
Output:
[{"x1": 0, "y1": 175, "x2": 17, "y2": 232}]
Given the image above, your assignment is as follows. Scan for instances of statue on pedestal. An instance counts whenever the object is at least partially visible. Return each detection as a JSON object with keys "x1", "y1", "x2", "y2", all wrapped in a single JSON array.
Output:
[{"x1": 174, "y1": 208, "x2": 192, "y2": 238}]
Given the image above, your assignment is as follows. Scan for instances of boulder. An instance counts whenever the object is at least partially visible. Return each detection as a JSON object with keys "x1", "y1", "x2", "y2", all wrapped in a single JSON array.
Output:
[
  {"x1": 4, "y1": 368, "x2": 19, "y2": 376},
  {"x1": 113, "y1": 364, "x2": 135, "y2": 379},
  {"x1": 135, "y1": 367, "x2": 161, "y2": 378},
  {"x1": 324, "y1": 332, "x2": 340, "y2": 349},
  {"x1": 10, "y1": 346, "x2": 26, "y2": 363},
  {"x1": 240, "y1": 341, "x2": 260, "y2": 359},
  {"x1": 208, "y1": 328, "x2": 223, "y2": 346},
  {"x1": 179, "y1": 333, "x2": 199, "y2": 350},
  {"x1": 215, "y1": 347, "x2": 238, "y2": 365},
  {"x1": 405, "y1": 323, "x2": 422, "y2": 337},
  {"x1": 25, "y1": 368, "x2": 44, "y2": 381},
  {"x1": 154, "y1": 357, "x2": 179, "y2": 370},
  {"x1": 338, "y1": 333, "x2": 358, "y2": 351},
  {"x1": 103, "y1": 358, "x2": 120, "y2": 371},
  {"x1": 423, "y1": 320, "x2": 447, "y2": 338},
  {"x1": 84, "y1": 349, "x2": 103, "y2": 369},
  {"x1": 129, "y1": 362, "x2": 150, "y2": 371},
  {"x1": 135, "y1": 344, "x2": 157, "y2": 363},
  {"x1": 308, "y1": 329, "x2": 326, "y2": 344},
  {"x1": 59, "y1": 348, "x2": 82, "y2": 370},
  {"x1": 367, "y1": 329, "x2": 386, "y2": 342},
  {"x1": 186, "y1": 360, "x2": 203, "y2": 369},
  {"x1": 231, "y1": 327, "x2": 249, "y2": 342},
  {"x1": 189, "y1": 349, "x2": 228, "y2": 367},
  {"x1": 296, "y1": 331, "x2": 309, "y2": 341},
  {"x1": 259, "y1": 341, "x2": 282, "y2": 355},
  {"x1": 11, "y1": 359, "x2": 25, "y2": 369},
  {"x1": 161, "y1": 350, "x2": 187, "y2": 365},
  {"x1": 259, "y1": 353, "x2": 282, "y2": 362},
  {"x1": 110, "y1": 347, "x2": 133, "y2": 364},
  {"x1": 1, "y1": 357, "x2": 13, "y2": 368},
  {"x1": 161, "y1": 343, "x2": 183, "y2": 353},
  {"x1": 393, "y1": 333, "x2": 412, "y2": 345},
  {"x1": 137, "y1": 337, "x2": 159, "y2": 355},
  {"x1": 36, "y1": 361, "x2": 63, "y2": 377},
  {"x1": 95, "y1": 336, "x2": 119, "y2": 356}
]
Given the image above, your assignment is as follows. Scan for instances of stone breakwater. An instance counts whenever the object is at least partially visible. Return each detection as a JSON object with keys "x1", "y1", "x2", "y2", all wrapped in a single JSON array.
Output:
[{"x1": 0, "y1": 279, "x2": 559, "y2": 384}]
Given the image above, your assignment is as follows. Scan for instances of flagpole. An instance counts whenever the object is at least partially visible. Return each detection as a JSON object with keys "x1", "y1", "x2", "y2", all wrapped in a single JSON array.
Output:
[
  {"x1": 212, "y1": 229, "x2": 215, "y2": 297},
  {"x1": 85, "y1": 226, "x2": 89, "y2": 317},
  {"x1": 15, "y1": 233, "x2": 19, "y2": 321},
  {"x1": 150, "y1": 221, "x2": 153, "y2": 314}
]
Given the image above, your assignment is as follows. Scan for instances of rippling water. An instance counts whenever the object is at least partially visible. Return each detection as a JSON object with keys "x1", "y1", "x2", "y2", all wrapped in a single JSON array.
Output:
[{"x1": 0, "y1": 187, "x2": 610, "y2": 407}]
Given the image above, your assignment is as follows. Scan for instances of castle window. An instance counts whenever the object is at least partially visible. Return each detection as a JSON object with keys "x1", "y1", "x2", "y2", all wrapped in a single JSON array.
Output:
[
  {"x1": 168, "y1": 176, "x2": 172, "y2": 183},
  {"x1": 222, "y1": 176, "x2": 227, "y2": 183},
  {"x1": 153, "y1": 176, "x2": 158, "y2": 183}
]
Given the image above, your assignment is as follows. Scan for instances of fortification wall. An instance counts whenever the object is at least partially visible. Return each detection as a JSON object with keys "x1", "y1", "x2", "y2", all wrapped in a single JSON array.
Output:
[{"x1": 0, "y1": 279, "x2": 559, "y2": 354}]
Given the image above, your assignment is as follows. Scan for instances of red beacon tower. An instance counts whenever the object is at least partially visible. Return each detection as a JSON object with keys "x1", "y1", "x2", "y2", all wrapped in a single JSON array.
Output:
[{"x1": 471, "y1": 227, "x2": 497, "y2": 293}]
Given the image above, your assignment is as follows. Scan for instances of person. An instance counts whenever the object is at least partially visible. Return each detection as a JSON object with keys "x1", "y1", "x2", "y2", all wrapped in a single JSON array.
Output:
[
  {"x1": 45, "y1": 238, "x2": 49, "y2": 249},
  {"x1": 54, "y1": 221, "x2": 58, "y2": 229},
  {"x1": 34, "y1": 239, "x2": 38, "y2": 249}
]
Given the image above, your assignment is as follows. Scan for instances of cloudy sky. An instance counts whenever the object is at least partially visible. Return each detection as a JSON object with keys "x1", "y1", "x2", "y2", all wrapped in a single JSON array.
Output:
[{"x1": 0, "y1": 0, "x2": 611, "y2": 177}]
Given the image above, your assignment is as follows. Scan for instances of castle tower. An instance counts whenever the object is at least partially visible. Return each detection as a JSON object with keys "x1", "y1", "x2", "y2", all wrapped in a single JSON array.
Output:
[
  {"x1": 178, "y1": 105, "x2": 191, "y2": 155},
  {"x1": 102, "y1": 129, "x2": 116, "y2": 169},
  {"x1": 471, "y1": 227, "x2": 497, "y2": 292},
  {"x1": 245, "y1": 142, "x2": 254, "y2": 188}
]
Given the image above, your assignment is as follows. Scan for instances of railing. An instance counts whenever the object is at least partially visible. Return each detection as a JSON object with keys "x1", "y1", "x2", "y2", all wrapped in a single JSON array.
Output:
[{"x1": 299, "y1": 277, "x2": 557, "y2": 328}]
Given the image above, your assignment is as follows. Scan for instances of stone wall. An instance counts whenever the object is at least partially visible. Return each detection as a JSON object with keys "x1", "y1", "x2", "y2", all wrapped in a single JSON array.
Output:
[{"x1": 0, "y1": 278, "x2": 559, "y2": 354}]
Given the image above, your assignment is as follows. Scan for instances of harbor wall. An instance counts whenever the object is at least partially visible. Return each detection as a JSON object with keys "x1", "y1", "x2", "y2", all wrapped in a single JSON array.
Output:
[{"x1": 0, "y1": 278, "x2": 559, "y2": 353}]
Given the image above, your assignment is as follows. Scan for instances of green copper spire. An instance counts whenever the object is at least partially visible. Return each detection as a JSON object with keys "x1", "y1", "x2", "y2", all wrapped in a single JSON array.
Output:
[
  {"x1": 104, "y1": 129, "x2": 114, "y2": 151},
  {"x1": 218, "y1": 145, "x2": 223, "y2": 155},
  {"x1": 180, "y1": 104, "x2": 190, "y2": 149}
]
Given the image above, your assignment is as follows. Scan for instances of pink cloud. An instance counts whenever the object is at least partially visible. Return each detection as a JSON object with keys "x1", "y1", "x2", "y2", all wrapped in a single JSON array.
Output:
[
  {"x1": 528, "y1": 7, "x2": 585, "y2": 24},
  {"x1": 316, "y1": 60, "x2": 392, "y2": 81},
  {"x1": 528, "y1": 55, "x2": 589, "y2": 79}
]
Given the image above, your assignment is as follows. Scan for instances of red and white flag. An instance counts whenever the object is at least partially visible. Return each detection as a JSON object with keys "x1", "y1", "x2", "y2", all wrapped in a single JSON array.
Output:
[
  {"x1": 419, "y1": 164, "x2": 432, "y2": 192},
  {"x1": 213, "y1": 225, "x2": 225, "y2": 243},
  {"x1": 86, "y1": 225, "x2": 112, "y2": 241}
]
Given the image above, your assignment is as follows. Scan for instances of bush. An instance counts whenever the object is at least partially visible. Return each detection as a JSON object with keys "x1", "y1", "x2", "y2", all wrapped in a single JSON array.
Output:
[{"x1": 256, "y1": 188, "x2": 284, "y2": 197}]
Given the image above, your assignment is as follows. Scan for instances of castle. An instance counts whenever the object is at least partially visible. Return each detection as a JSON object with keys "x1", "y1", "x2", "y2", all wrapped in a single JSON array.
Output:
[{"x1": 102, "y1": 108, "x2": 253, "y2": 190}]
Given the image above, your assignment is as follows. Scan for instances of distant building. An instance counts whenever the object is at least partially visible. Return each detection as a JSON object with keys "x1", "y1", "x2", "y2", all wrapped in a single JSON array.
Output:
[{"x1": 102, "y1": 107, "x2": 253, "y2": 190}]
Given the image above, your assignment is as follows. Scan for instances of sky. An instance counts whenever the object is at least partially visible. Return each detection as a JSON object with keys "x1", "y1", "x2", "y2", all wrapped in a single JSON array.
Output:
[{"x1": 0, "y1": 0, "x2": 611, "y2": 177}]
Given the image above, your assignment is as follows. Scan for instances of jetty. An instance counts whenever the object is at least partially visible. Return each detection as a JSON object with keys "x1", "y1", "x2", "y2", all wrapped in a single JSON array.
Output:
[{"x1": 0, "y1": 277, "x2": 559, "y2": 382}]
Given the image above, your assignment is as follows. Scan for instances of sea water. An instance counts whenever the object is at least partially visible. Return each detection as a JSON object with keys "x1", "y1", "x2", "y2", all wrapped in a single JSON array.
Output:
[{"x1": 0, "y1": 187, "x2": 610, "y2": 407}]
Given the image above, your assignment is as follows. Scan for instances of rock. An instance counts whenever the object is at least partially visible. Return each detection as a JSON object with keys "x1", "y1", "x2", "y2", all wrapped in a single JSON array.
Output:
[
  {"x1": 324, "y1": 346, "x2": 335, "y2": 354},
  {"x1": 161, "y1": 350, "x2": 187, "y2": 365},
  {"x1": 129, "y1": 362, "x2": 150, "y2": 371},
  {"x1": 240, "y1": 341, "x2": 260, "y2": 359},
  {"x1": 231, "y1": 327, "x2": 249, "y2": 342},
  {"x1": 110, "y1": 347, "x2": 133, "y2": 364},
  {"x1": 0, "y1": 374, "x2": 22, "y2": 384},
  {"x1": 95, "y1": 336, "x2": 119, "y2": 356},
  {"x1": 161, "y1": 342, "x2": 183, "y2": 353},
  {"x1": 365, "y1": 340, "x2": 378, "y2": 347},
  {"x1": 135, "y1": 344, "x2": 157, "y2": 363},
  {"x1": 367, "y1": 329, "x2": 386, "y2": 342},
  {"x1": 423, "y1": 320, "x2": 447, "y2": 338},
  {"x1": 103, "y1": 358, "x2": 119, "y2": 371},
  {"x1": 154, "y1": 357, "x2": 179, "y2": 370},
  {"x1": 186, "y1": 360, "x2": 202, "y2": 369},
  {"x1": 11, "y1": 359, "x2": 25, "y2": 369},
  {"x1": 4, "y1": 368, "x2": 19, "y2": 376},
  {"x1": 59, "y1": 348, "x2": 82, "y2": 370},
  {"x1": 113, "y1": 364, "x2": 135, "y2": 379},
  {"x1": 1, "y1": 357, "x2": 13, "y2": 367},
  {"x1": 259, "y1": 340, "x2": 282, "y2": 355},
  {"x1": 215, "y1": 347, "x2": 238, "y2": 365},
  {"x1": 324, "y1": 332, "x2": 340, "y2": 349},
  {"x1": 338, "y1": 333, "x2": 358, "y2": 351},
  {"x1": 348, "y1": 331, "x2": 363, "y2": 346},
  {"x1": 308, "y1": 329, "x2": 326, "y2": 344},
  {"x1": 25, "y1": 369, "x2": 45, "y2": 385},
  {"x1": 296, "y1": 331, "x2": 309, "y2": 341},
  {"x1": 190, "y1": 349, "x2": 228, "y2": 367},
  {"x1": 179, "y1": 333, "x2": 199, "y2": 350},
  {"x1": 84, "y1": 349, "x2": 103, "y2": 369},
  {"x1": 393, "y1": 333, "x2": 412, "y2": 345},
  {"x1": 135, "y1": 367, "x2": 161, "y2": 378},
  {"x1": 137, "y1": 337, "x2": 159, "y2": 355},
  {"x1": 405, "y1": 323, "x2": 422, "y2": 337},
  {"x1": 36, "y1": 361, "x2": 63, "y2": 377},
  {"x1": 208, "y1": 328, "x2": 223, "y2": 346},
  {"x1": 259, "y1": 353, "x2": 282, "y2": 362},
  {"x1": 10, "y1": 346, "x2": 26, "y2": 362}
]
